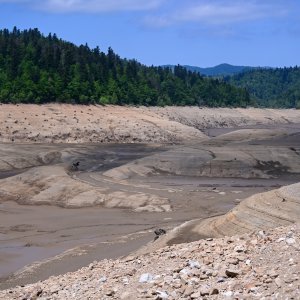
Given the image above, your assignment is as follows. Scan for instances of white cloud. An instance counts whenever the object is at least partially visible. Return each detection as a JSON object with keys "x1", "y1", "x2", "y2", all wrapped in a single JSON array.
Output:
[
  {"x1": 176, "y1": 1, "x2": 287, "y2": 25},
  {"x1": 143, "y1": 0, "x2": 290, "y2": 28},
  {"x1": 0, "y1": 0, "x2": 164, "y2": 12}
]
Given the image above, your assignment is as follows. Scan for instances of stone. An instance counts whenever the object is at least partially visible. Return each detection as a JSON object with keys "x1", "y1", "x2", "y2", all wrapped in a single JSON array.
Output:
[
  {"x1": 205, "y1": 269, "x2": 213, "y2": 276},
  {"x1": 267, "y1": 270, "x2": 279, "y2": 278},
  {"x1": 191, "y1": 291, "x2": 201, "y2": 298},
  {"x1": 217, "y1": 277, "x2": 225, "y2": 283},
  {"x1": 225, "y1": 269, "x2": 240, "y2": 278},
  {"x1": 156, "y1": 290, "x2": 168, "y2": 299},
  {"x1": 200, "y1": 286, "x2": 210, "y2": 296},
  {"x1": 189, "y1": 277, "x2": 200, "y2": 285},
  {"x1": 183, "y1": 285, "x2": 194, "y2": 296},
  {"x1": 211, "y1": 288, "x2": 219, "y2": 295},
  {"x1": 188, "y1": 260, "x2": 200, "y2": 269},
  {"x1": 1, "y1": 223, "x2": 299, "y2": 300},
  {"x1": 179, "y1": 268, "x2": 191, "y2": 275},
  {"x1": 234, "y1": 245, "x2": 245, "y2": 253},
  {"x1": 105, "y1": 290, "x2": 115, "y2": 296},
  {"x1": 227, "y1": 258, "x2": 239, "y2": 265},
  {"x1": 139, "y1": 273, "x2": 153, "y2": 283},
  {"x1": 223, "y1": 291, "x2": 233, "y2": 297},
  {"x1": 286, "y1": 238, "x2": 296, "y2": 245}
]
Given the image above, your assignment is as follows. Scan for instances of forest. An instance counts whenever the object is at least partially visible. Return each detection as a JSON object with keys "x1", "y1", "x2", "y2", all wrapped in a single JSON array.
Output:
[
  {"x1": 227, "y1": 67, "x2": 300, "y2": 108},
  {"x1": 0, "y1": 27, "x2": 252, "y2": 107}
]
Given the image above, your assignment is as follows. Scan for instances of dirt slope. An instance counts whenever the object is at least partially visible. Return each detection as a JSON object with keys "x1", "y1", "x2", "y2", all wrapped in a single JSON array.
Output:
[
  {"x1": 134, "y1": 181, "x2": 300, "y2": 255},
  {"x1": 0, "y1": 165, "x2": 170, "y2": 212},
  {"x1": 1, "y1": 104, "x2": 300, "y2": 143}
]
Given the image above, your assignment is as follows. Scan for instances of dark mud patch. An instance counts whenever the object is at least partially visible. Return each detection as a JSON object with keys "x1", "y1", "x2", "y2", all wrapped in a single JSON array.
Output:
[
  {"x1": 66, "y1": 144, "x2": 167, "y2": 173},
  {"x1": 290, "y1": 147, "x2": 300, "y2": 155},
  {"x1": 255, "y1": 160, "x2": 290, "y2": 175},
  {"x1": 0, "y1": 170, "x2": 25, "y2": 180}
]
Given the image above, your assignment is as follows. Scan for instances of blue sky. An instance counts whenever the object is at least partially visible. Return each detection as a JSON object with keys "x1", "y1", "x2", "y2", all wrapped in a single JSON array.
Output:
[{"x1": 0, "y1": 0, "x2": 299, "y2": 67}]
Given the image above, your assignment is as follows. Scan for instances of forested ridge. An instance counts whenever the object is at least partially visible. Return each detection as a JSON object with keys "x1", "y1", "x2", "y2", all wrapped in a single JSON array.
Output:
[
  {"x1": 0, "y1": 27, "x2": 251, "y2": 107},
  {"x1": 164, "y1": 63, "x2": 256, "y2": 77},
  {"x1": 227, "y1": 67, "x2": 300, "y2": 108}
]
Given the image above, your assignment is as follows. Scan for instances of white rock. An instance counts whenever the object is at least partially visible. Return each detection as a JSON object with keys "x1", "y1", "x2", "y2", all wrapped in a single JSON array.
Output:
[
  {"x1": 258, "y1": 231, "x2": 266, "y2": 238},
  {"x1": 180, "y1": 268, "x2": 191, "y2": 275},
  {"x1": 99, "y1": 276, "x2": 107, "y2": 283},
  {"x1": 223, "y1": 291, "x2": 233, "y2": 297},
  {"x1": 275, "y1": 278, "x2": 282, "y2": 287},
  {"x1": 170, "y1": 291, "x2": 177, "y2": 297},
  {"x1": 139, "y1": 273, "x2": 153, "y2": 283},
  {"x1": 189, "y1": 277, "x2": 200, "y2": 284},
  {"x1": 234, "y1": 245, "x2": 245, "y2": 253},
  {"x1": 286, "y1": 238, "x2": 296, "y2": 245},
  {"x1": 156, "y1": 290, "x2": 168, "y2": 299},
  {"x1": 188, "y1": 260, "x2": 200, "y2": 268}
]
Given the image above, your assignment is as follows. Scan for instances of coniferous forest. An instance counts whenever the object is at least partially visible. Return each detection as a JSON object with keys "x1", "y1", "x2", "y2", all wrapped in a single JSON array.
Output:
[
  {"x1": 0, "y1": 27, "x2": 252, "y2": 107},
  {"x1": 226, "y1": 67, "x2": 300, "y2": 108}
]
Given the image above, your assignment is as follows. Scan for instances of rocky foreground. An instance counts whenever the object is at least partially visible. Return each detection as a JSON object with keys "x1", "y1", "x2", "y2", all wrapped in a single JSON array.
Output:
[{"x1": 1, "y1": 224, "x2": 299, "y2": 300}]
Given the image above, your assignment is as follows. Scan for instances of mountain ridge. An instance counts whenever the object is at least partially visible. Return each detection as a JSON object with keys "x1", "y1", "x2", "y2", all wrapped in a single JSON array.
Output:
[{"x1": 163, "y1": 63, "x2": 260, "y2": 77}]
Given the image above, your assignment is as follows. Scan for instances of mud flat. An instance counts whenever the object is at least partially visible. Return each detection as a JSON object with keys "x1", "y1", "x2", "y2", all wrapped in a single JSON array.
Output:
[{"x1": 0, "y1": 106, "x2": 300, "y2": 290}]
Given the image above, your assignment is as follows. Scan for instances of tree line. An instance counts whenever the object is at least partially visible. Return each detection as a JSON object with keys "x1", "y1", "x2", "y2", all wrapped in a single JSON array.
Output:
[
  {"x1": 226, "y1": 67, "x2": 300, "y2": 108},
  {"x1": 0, "y1": 27, "x2": 252, "y2": 107}
]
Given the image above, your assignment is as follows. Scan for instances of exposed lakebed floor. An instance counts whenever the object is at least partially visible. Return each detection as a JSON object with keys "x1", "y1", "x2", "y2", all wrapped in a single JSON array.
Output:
[{"x1": 1, "y1": 123, "x2": 300, "y2": 290}]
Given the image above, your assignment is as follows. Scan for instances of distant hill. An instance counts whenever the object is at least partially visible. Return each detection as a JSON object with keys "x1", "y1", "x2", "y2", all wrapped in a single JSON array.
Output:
[
  {"x1": 163, "y1": 63, "x2": 257, "y2": 77},
  {"x1": 227, "y1": 67, "x2": 300, "y2": 108}
]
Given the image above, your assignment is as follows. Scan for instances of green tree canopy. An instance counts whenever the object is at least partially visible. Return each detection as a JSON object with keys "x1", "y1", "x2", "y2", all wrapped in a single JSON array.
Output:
[
  {"x1": 227, "y1": 67, "x2": 300, "y2": 108},
  {"x1": 0, "y1": 27, "x2": 251, "y2": 107}
]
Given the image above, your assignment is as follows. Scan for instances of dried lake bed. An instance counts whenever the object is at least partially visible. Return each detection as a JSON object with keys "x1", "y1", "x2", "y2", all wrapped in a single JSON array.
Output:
[{"x1": 0, "y1": 105, "x2": 300, "y2": 290}]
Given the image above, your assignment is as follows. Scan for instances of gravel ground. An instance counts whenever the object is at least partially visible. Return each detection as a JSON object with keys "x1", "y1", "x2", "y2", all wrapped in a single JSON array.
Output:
[{"x1": 1, "y1": 224, "x2": 299, "y2": 299}]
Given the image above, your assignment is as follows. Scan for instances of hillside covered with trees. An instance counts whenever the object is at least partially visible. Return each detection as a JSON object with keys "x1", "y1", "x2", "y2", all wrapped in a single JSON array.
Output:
[
  {"x1": 227, "y1": 67, "x2": 300, "y2": 108},
  {"x1": 164, "y1": 63, "x2": 256, "y2": 77},
  {"x1": 0, "y1": 27, "x2": 251, "y2": 107}
]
